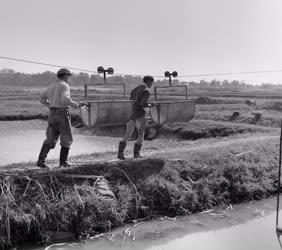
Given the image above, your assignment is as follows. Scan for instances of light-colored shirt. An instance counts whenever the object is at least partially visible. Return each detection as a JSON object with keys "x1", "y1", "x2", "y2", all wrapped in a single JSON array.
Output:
[{"x1": 39, "y1": 81, "x2": 79, "y2": 109}]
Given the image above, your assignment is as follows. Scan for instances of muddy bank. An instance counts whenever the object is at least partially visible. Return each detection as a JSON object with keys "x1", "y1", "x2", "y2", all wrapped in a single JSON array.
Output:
[
  {"x1": 0, "y1": 137, "x2": 278, "y2": 249},
  {"x1": 0, "y1": 113, "x2": 82, "y2": 128},
  {"x1": 75, "y1": 119, "x2": 275, "y2": 141},
  {"x1": 0, "y1": 111, "x2": 276, "y2": 142},
  {"x1": 0, "y1": 114, "x2": 47, "y2": 121},
  {"x1": 158, "y1": 120, "x2": 275, "y2": 140}
]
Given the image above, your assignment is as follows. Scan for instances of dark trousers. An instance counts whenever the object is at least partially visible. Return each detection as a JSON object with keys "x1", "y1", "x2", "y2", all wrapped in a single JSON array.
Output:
[{"x1": 43, "y1": 108, "x2": 73, "y2": 149}]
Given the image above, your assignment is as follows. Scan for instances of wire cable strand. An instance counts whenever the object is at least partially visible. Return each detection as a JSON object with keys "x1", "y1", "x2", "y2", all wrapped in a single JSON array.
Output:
[
  {"x1": 0, "y1": 56, "x2": 98, "y2": 74},
  {"x1": 178, "y1": 70, "x2": 282, "y2": 78},
  {"x1": 1, "y1": 55, "x2": 282, "y2": 78}
]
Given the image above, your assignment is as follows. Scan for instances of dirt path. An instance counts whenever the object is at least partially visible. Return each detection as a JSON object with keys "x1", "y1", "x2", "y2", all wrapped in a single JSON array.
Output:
[
  {"x1": 57, "y1": 132, "x2": 279, "y2": 165},
  {"x1": 0, "y1": 132, "x2": 278, "y2": 173},
  {"x1": 91, "y1": 133, "x2": 278, "y2": 160},
  {"x1": 150, "y1": 133, "x2": 278, "y2": 156}
]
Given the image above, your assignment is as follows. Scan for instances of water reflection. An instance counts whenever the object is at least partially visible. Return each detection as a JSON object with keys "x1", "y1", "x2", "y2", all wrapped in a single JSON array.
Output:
[
  {"x1": 147, "y1": 213, "x2": 279, "y2": 250},
  {"x1": 26, "y1": 198, "x2": 281, "y2": 250}
]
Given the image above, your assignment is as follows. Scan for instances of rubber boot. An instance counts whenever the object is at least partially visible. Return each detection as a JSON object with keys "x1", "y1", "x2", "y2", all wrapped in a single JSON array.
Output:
[
  {"x1": 134, "y1": 143, "x2": 142, "y2": 158},
  {"x1": 117, "y1": 141, "x2": 126, "y2": 160},
  {"x1": 60, "y1": 146, "x2": 71, "y2": 167},
  {"x1": 37, "y1": 144, "x2": 51, "y2": 169}
]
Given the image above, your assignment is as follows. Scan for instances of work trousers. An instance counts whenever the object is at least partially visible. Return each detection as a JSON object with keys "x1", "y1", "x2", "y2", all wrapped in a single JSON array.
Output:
[
  {"x1": 121, "y1": 116, "x2": 147, "y2": 145},
  {"x1": 43, "y1": 108, "x2": 73, "y2": 149}
]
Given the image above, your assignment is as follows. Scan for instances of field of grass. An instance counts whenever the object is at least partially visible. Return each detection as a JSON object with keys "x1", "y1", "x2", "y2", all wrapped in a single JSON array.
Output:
[
  {"x1": 0, "y1": 85, "x2": 282, "y2": 124},
  {"x1": 194, "y1": 98, "x2": 282, "y2": 127},
  {"x1": 1, "y1": 86, "x2": 282, "y2": 121}
]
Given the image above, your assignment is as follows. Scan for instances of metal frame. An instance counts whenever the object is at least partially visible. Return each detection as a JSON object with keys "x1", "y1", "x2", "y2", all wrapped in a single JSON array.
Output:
[
  {"x1": 84, "y1": 82, "x2": 126, "y2": 100},
  {"x1": 153, "y1": 85, "x2": 188, "y2": 101}
]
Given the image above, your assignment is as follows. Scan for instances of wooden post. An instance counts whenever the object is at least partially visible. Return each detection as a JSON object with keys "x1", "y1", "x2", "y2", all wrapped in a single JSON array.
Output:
[
  {"x1": 154, "y1": 87, "x2": 158, "y2": 101},
  {"x1": 84, "y1": 84, "x2": 88, "y2": 100},
  {"x1": 185, "y1": 85, "x2": 188, "y2": 100},
  {"x1": 123, "y1": 83, "x2": 126, "y2": 99}
]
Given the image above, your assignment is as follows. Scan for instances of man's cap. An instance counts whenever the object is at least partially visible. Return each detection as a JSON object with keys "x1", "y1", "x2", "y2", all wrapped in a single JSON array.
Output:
[{"x1": 57, "y1": 68, "x2": 72, "y2": 77}]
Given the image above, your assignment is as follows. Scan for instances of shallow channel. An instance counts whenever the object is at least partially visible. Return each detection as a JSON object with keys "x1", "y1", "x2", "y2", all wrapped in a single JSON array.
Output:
[{"x1": 25, "y1": 197, "x2": 282, "y2": 250}]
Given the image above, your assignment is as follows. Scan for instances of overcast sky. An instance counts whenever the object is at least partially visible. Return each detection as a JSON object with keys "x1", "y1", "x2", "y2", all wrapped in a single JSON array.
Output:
[{"x1": 0, "y1": 0, "x2": 282, "y2": 84}]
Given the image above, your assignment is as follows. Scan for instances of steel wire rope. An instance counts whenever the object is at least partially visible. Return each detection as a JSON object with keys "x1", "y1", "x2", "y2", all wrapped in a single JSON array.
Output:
[
  {"x1": 0, "y1": 56, "x2": 98, "y2": 74},
  {"x1": 178, "y1": 70, "x2": 282, "y2": 78},
  {"x1": 1, "y1": 55, "x2": 282, "y2": 78}
]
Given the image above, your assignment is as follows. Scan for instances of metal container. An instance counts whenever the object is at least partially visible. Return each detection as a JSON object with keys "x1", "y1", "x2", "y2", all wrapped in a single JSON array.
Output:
[
  {"x1": 80, "y1": 100, "x2": 133, "y2": 127},
  {"x1": 80, "y1": 100, "x2": 195, "y2": 128},
  {"x1": 150, "y1": 100, "x2": 195, "y2": 124}
]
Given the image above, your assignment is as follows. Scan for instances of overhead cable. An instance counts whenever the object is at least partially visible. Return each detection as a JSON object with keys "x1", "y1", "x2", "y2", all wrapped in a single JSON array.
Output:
[
  {"x1": 0, "y1": 56, "x2": 98, "y2": 74},
  {"x1": 1, "y1": 55, "x2": 282, "y2": 78},
  {"x1": 178, "y1": 70, "x2": 282, "y2": 78}
]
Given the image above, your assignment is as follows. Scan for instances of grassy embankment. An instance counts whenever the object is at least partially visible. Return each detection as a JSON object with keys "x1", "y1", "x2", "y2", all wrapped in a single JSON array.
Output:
[
  {"x1": 195, "y1": 100, "x2": 282, "y2": 127},
  {"x1": 0, "y1": 135, "x2": 279, "y2": 249}
]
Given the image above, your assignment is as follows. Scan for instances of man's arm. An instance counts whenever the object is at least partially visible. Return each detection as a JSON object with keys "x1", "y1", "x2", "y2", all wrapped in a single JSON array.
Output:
[
  {"x1": 39, "y1": 89, "x2": 49, "y2": 107},
  {"x1": 61, "y1": 84, "x2": 79, "y2": 109},
  {"x1": 139, "y1": 90, "x2": 150, "y2": 107}
]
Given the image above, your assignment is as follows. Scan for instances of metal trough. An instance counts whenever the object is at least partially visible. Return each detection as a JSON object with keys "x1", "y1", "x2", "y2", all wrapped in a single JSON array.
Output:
[
  {"x1": 150, "y1": 100, "x2": 195, "y2": 125},
  {"x1": 80, "y1": 100, "x2": 133, "y2": 128},
  {"x1": 81, "y1": 100, "x2": 195, "y2": 128}
]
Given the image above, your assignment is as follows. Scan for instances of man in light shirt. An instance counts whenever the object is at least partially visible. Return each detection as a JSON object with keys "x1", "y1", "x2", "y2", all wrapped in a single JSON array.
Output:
[{"x1": 37, "y1": 68, "x2": 83, "y2": 168}]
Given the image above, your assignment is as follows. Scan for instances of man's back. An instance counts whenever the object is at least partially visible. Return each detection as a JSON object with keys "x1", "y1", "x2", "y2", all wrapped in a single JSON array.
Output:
[
  {"x1": 130, "y1": 84, "x2": 150, "y2": 119},
  {"x1": 130, "y1": 84, "x2": 149, "y2": 103},
  {"x1": 39, "y1": 81, "x2": 78, "y2": 109},
  {"x1": 46, "y1": 82, "x2": 65, "y2": 108}
]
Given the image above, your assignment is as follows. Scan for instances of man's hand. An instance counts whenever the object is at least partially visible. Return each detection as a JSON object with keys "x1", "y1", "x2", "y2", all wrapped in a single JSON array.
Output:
[
  {"x1": 78, "y1": 102, "x2": 88, "y2": 108},
  {"x1": 147, "y1": 103, "x2": 157, "y2": 108}
]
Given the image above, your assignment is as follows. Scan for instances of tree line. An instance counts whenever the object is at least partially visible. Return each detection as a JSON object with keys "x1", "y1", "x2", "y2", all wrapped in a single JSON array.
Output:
[{"x1": 0, "y1": 68, "x2": 278, "y2": 89}]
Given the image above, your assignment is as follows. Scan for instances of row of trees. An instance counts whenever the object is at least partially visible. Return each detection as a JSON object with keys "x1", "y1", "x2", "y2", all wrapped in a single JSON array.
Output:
[
  {"x1": 0, "y1": 69, "x2": 145, "y2": 87},
  {"x1": 0, "y1": 68, "x2": 277, "y2": 89}
]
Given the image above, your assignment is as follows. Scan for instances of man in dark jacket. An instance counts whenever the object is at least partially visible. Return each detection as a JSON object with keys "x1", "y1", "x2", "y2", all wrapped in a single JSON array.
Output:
[{"x1": 117, "y1": 75, "x2": 154, "y2": 159}]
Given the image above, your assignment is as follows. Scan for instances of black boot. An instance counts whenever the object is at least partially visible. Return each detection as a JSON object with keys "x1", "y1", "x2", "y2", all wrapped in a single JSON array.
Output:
[
  {"x1": 134, "y1": 143, "x2": 142, "y2": 158},
  {"x1": 37, "y1": 144, "x2": 51, "y2": 169},
  {"x1": 60, "y1": 146, "x2": 71, "y2": 167},
  {"x1": 117, "y1": 141, "x2": 126, "y2": 160}
]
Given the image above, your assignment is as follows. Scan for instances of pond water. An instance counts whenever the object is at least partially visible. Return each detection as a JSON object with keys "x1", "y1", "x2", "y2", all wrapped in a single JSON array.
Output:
[
  {"x1": 147, "y1": 213, "x2": 278, "y2": 250},
  {"x1": 0, "y1": 120, "x2": 119, "y2": 166},
  {"x1": 25, "y1": 197, "x2": 282, "y2": 250}
]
